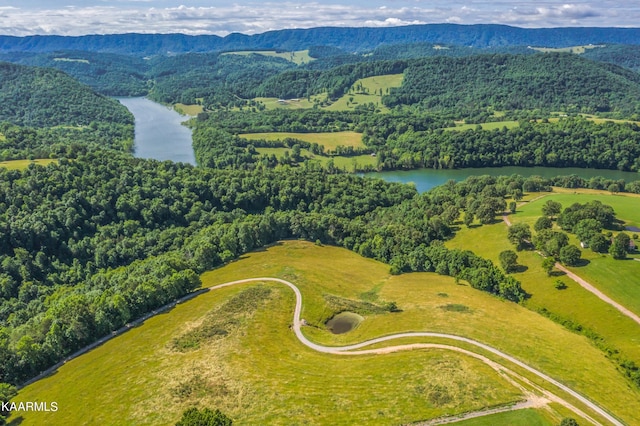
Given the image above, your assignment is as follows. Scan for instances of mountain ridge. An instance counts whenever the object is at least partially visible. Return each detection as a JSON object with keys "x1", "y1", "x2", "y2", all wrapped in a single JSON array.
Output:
[{"x1": 3, "y1": 24, "x2": 640, "y2": 56}]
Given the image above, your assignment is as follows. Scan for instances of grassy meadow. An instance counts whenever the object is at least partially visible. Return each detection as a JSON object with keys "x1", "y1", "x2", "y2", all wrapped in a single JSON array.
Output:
[
  {"x1": 508, "y1": 190, "x2": 640, "y2": 317},
  {"x1": 453, "y1": 409, "x2": 553, "y2": 426},
  {"x1": 174, "y1": 103, "x2": 204, "y2": 116},
  {"x1": 325, "y1": 74, "x2": 403, "y2": 112},
  {"x1": 241, "y1": 130, "x2": 364, "y2": 151},
  {"x1": 221, "y1": 50, "x2": 314, "y2": 65},
  {"x1": 530, "y1": 45, "x2": 604, "y2": 54},
  {"x1": 0, "y1": 159, "x2": 58, "y2": 170},
  {"x1": 444, "y1": 120, "x2": 521, "y2": 131},
  {"x1": 11, "y1": 241, "x2": 640, "y2": 425},
  {"x1": 255, "y1": 147, "x2": 376, "y2": 172}
]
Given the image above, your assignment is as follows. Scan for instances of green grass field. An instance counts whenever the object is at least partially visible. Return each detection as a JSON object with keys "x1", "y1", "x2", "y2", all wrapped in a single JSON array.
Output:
[
  {"x1": 174, "y1": 103, "x2": 204, "y2": 116},
  {"x1": 254, "y1": 96, "x2": 319, "y2": 110},
  {"x1": 444, "y1": 121, "x2": 521, "y2": 131},
  {"x1": 447, "y1": 189, "x2": 640, "y2": 368},
  {"x1": 241, "y1": 131, "x2": 364, "y2": 151},
  {"x1": 453, "y1": 409, "x2": 552, "y2": 426},
  {"x1": 255, "y1": 147, "x2": 377, "y2": 172},
  {"x1": 530, "y1": 45, "x2": 604, "y2": 54},
  {"x1": 325, "y1": 74, "x2": 403, "y2": 112},
  {"x1": 11, "y1": 241, "x2": 640, "y2": 425},
  {"x1": 0, "y1": 159, "x2": 57, "y2": 170},
  {"x1": 510, "y1": 189, "x2": 640, "y2": 317},
  {"x1": 221, "y1": 50, "x2": 314, "y2": 65}
]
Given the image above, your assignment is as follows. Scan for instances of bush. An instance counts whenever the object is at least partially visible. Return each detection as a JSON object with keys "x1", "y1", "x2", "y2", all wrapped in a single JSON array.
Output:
[{"x1": 176, "y1": 407, "x2": 232, "y2": 426}]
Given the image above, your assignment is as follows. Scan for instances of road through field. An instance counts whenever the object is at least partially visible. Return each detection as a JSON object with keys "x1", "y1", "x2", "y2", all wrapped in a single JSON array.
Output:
[
  {"x1": 502, "y1": 213, "x2": 640, "y2": 327},
  {"x1": 21, "y1": 276, "x2": 623, "y2": 425},
  {"x1": 213, "y1": 278, "x2": 622, "y2": 426}
]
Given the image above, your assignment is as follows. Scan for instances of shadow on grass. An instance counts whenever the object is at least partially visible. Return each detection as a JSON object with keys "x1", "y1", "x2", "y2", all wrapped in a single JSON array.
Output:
[
  {"x1": 7, "y1": 416, "x2": 23, "y2": 425},
  {"x1": 511, "y1": 264, "x2": 529, "y2": 273},
  {"x1": 550, "y1": 270, "x2": 567, "y2": 277},
  {"x1": 573, "y1": 258, "x2": 591, "y2": 267}
]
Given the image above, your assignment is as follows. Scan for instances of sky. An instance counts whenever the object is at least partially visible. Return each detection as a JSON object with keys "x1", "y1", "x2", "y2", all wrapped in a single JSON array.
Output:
[{"x1": 0, "y1": 1, "x2": 638, "y2": 37}]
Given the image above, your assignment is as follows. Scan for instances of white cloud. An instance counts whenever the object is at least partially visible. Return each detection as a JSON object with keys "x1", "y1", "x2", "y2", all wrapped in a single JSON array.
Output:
[{"x1": 0, "y1": 2, "x2": 636, "y2": 36}]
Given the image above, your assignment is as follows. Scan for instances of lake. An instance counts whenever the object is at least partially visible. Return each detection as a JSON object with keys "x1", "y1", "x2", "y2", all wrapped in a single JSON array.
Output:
[
  {"x1": 117, "y1": 97, "x2": 196, "y2": 165},
  {"x1": 365, "y1": 166, "x2": 640, "y2": 193}
]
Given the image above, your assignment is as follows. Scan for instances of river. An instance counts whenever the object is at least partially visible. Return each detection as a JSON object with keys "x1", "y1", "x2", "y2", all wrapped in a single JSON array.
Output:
[
  {"x1": 114, "y1": 98, "x2": 639, "y2": 191},
  {"x1": 117, "y1": 97, "x2": 196, "y2": 165},
  {"x1": 365, "y1": 166, "x2": 640, "y2": 193}
]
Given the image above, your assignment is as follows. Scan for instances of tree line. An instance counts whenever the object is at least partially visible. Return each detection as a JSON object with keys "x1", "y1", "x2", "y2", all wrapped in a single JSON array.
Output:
[{"x1": 0, "y1": 153, "x2": 529, "y2": 385}]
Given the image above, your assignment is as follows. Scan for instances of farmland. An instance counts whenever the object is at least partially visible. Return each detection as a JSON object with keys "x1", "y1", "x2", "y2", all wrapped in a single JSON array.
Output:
[
  {"x1": 240, "y1": 130, "x2": 364, "y2": 151},
  {"x1": 0, "y1": 158, "x2": 57, "y2": 170},
  {"x1": 11, "y1": 241, "x2": 640, "y2": 425},
  {"x1": 221, "y1": 50, "x2": 314, "y2": 65}
]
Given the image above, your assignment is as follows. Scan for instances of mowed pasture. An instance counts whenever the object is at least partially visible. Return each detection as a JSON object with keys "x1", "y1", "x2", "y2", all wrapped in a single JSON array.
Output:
[
  {"x1": 174, "y1": 103, "x2": 204, "y2": 116},
  {"x1": 453, "y1": 408, "x2": 553, "y2": 425},
  {"x1": 221, "y1": 50, "x2": 314, "y2": 65},
  {"x1": 447, "y1": 189, "x2": 640, "y2": 369},
  {"x1": 444, "y1": 120, "x2": 520, "y2": 131},
  {"x1": 509, "y1": 189, "x2": 640, "y2": 316},
  {"x1": 12, "y1": 241, "x2": 640, "y2": 425},
  {"x1": 529, "y1": 45, "x2": 605, "y2": 54},
  {"x1": 255, "y1": 147, "x2": 377, "y2": 172},
  {"x1": 325, "y1": 74, "x2": 404, "y2": 112},
  {"x1": 0, "y1": 158, "x2": 58, "y2": 170},
  {"x1": 241, "y1": 130, "x2": 364, "y2": 151}
]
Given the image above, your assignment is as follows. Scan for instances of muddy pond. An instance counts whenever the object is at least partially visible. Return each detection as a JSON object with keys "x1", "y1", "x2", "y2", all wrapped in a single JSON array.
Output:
[{"x1": 326, "y1": 312, "x2": 363, "y2": 334}]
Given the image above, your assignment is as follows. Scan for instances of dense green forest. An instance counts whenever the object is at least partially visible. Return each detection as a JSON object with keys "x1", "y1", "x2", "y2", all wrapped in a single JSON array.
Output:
[
  {"x1": 0, "y1": 51, "x2": 150, "y2": 96},
  {"x1": 0, "y1": 153, "x2": 532, "y2": 385},
  {"x1": 3, "y1": 24, "x2": 640, "y2": 55},
  {"x1": 383, "y1": 53, "x2": 640, "y2": 115},
  {"x1": 0, "y1": 62, "x2": 134, "y2": 129},
  {"x1": 3, "y1": 27, "x2": 640, "y2": 393}
]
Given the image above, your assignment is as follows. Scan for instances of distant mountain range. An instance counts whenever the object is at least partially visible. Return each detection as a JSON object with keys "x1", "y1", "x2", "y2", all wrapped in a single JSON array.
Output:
[{"x1": 2, "y1": 24, "x2": 640, "y2": 56}]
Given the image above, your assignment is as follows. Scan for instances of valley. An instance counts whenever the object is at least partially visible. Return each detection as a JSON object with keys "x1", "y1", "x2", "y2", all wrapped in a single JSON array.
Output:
[{"x1": 1, "y1": 22, "x2": 640, "y2": 426}]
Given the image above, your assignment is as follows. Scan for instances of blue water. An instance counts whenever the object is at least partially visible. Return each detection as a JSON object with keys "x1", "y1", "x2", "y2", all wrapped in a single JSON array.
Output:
[
  {"x1": 365, "y1": 166, "x2": 640, "y2": 193},
  {"x1": 117, "y1": 97, "x2": 196, "y2": 165}
]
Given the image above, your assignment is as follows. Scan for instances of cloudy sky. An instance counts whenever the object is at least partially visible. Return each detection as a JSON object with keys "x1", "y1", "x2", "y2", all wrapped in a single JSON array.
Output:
[{"x1": 0, "y1": 1, "x2": 638, "y2": 36}]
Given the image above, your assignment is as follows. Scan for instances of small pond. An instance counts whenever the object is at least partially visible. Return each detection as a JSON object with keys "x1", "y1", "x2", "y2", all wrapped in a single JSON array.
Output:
[{"x1": 326, "y1": 312, "x2": 363, "y2": 334}]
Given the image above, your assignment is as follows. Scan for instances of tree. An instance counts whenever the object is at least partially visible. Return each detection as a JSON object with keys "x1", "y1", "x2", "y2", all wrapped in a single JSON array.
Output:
[
  {"x1": 554, "y1": 280, "x2": 567, "y2": 290},
  {"x1": 508, "y1": 201, "x2": 517, "y2": 214},
  {"x1": 463, "y1": 212, "x2": 474, "y2": 228},
  {"x1": 542, "y1": 256, "x2": 556, "y2": 276},
  {"x1": 559, "y1": 418, "x2": 579, "y2": 426},
  {"x1": 499, "y1": 250, "x2": 518, "y2": 273},
  {"x1": 542, "y1": 200, "x2": 562, "y2": 219},
  {"x1": 507, "y1": 223, "x2": 531, "y2": 251},
  {"x1": 589, "y1": 233, "x2": 609, "y2": 253},
  {"x1": 609, "y1": 239, "x2": 627, "y2": 259},
  {"x1": 573, "y1": 218, "x2": 601, "y2": 243},
  {"x1": 559, "y1": 244, "x2": 581, "y2": 266},
  {"x1": 176, "y1": 408, "x2": 232, "y2": 426},
  {"x1": 609, "y1": 233, "x2": 630, "y2": 259},
  {"x1": 534, "y1": 216, "x2": 553, "y2": 232},
  {"x1": 0, "y1": 383, "x2": 17, "y2": 424}
]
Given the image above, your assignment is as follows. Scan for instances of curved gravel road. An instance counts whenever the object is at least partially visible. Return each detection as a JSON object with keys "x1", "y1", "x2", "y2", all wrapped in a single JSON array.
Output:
[{"x1": 214, "y1": 278, "x2": 623, "y2": 426}]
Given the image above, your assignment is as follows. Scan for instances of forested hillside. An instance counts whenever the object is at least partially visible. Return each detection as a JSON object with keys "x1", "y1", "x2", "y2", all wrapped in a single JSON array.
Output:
[
  {"x1": 383, "y1": 53, "x2": 640, "y2": 114},
  {"x1": 0, "y1": 51, "x2": 150, "y2": 96},
  {"x1": 0, "y1": 62, "x2": 133, "y2": 128},
  {"x1": 3, "y1": 23, "x2": 640, "y2": 399},
  {"x1": 0, "y1": 153, "x2": 528, "y2": 385},
  {"x1": 2, "y1": 24, "x2": 640, "y2": 55}
]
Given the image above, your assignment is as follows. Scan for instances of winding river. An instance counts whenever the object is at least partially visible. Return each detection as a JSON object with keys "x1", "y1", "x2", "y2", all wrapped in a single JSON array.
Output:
[
  {"x1": 116, "y1": 98, "x2": 639, "y2": 193},
  {"x1": 117, "y1": 97, "x2": 196, "y2": 165}
]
